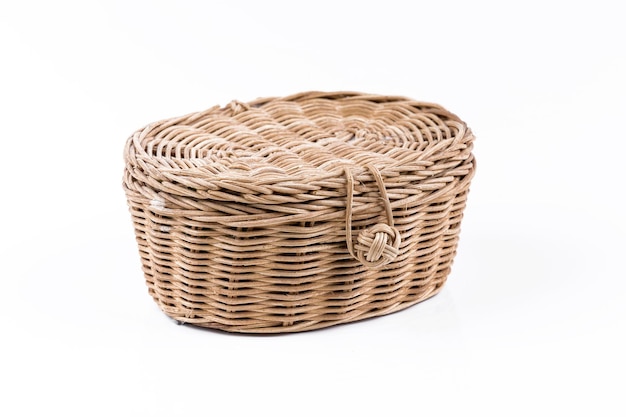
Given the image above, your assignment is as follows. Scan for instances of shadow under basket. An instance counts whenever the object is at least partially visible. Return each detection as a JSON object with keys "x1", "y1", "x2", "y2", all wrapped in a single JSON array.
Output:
[{"x1": 122, "y1": 91, "x2": 476, "y2": 333}]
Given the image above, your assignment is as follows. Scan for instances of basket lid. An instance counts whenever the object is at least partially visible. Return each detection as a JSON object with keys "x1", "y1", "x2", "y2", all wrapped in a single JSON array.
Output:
[{"x1": 124, "y1": 91, "x2": 473, "y2": 202}]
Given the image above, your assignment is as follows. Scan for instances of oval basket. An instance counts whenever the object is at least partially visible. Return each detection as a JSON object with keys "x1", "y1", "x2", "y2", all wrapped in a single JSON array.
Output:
[{"x1": 123, "y1": 91, "x2": 476, "y2": 333}]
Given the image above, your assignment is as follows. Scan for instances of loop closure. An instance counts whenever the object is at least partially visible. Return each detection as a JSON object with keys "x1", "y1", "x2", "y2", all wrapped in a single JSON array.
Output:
[{"x1": 344, "y1": 165, "x2": 401, "y2": 268}]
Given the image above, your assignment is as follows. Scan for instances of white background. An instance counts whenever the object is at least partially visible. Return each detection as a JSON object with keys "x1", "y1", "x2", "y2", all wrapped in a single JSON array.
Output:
[{"x1": 1, "y1": 0, "x2": 624, "y2": 415}]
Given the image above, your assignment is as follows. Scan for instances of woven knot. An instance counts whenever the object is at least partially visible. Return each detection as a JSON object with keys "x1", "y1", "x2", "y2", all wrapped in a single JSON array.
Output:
[{"x1": 354, "y1": 223, "x2": 401, "y2": 268}]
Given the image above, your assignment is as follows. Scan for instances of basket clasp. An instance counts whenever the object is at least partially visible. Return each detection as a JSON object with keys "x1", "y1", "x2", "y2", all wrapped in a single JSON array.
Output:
[{"x1": 344, "y1": 164, "x2": 401, "y2": 269}]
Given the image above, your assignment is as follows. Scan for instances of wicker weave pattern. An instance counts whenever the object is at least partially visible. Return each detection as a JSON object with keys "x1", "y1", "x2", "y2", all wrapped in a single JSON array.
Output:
[{"x1": 123, "y1": 91, "x2": 475, "y2": 333}]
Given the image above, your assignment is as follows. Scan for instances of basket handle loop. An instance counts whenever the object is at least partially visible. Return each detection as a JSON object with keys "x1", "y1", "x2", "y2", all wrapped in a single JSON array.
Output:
[
  {"x1": 344, "y1": 164, "x2": 401, "y2": 269},
  {"x1": 226, "y1": 100, "x2": 250, "y2": 116}
]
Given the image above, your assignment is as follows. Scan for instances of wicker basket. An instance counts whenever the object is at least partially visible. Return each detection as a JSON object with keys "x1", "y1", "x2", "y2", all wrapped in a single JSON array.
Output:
[{"x1": 123, "y1": 91, "x2": 475, "y2": 333}]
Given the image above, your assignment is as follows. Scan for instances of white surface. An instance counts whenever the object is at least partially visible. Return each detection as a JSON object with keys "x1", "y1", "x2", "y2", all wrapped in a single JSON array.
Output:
[{"x1": 1, "y1": 1, "x2": 624, "y2": 415}]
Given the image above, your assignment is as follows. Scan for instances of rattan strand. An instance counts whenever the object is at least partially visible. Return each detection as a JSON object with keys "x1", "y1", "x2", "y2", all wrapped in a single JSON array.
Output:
[{"x1": 123, "y1": 91, "x2": 475, "y2": 333}]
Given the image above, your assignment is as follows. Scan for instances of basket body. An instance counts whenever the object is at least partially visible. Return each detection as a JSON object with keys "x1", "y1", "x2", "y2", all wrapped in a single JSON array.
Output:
[{"x1": 123, "y1": 91, "x2": 475, "y2": 333}]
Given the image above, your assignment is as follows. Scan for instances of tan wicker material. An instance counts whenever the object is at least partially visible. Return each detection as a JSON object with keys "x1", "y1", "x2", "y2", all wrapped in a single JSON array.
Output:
[{"x1": 123, "y1": 91, "x2": 476, "y2": 333}]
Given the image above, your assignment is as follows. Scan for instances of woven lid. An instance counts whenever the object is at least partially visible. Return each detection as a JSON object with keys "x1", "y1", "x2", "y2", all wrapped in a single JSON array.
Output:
[{"x1": 124, "y1": 91, "x2": 473, "y2": 207}]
